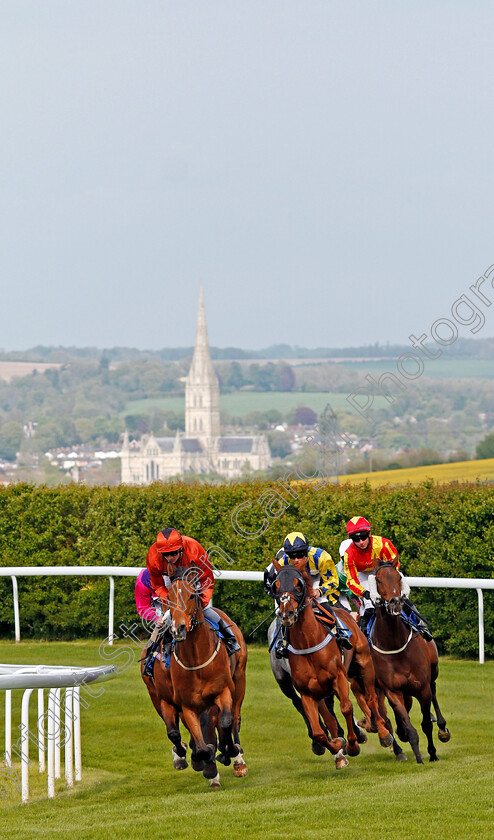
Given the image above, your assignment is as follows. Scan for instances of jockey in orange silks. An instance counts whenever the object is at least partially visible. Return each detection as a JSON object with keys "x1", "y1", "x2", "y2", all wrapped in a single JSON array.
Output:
[{"x1": 142, "y1": 527, "x2": 240, "y2": 676}]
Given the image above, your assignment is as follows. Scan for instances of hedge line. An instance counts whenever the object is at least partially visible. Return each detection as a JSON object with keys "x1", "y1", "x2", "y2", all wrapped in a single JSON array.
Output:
[{"x1": 0, "y1": 480, "x2": 493, "y2": 657}]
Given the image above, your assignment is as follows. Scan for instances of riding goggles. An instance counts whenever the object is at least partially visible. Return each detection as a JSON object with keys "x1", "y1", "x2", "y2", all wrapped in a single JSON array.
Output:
[
  {"x1": 160, "y1": 549, "x2": 182, "y2": 560},
  {"x1": 351, "y1": 532, "x2": 370, "y2": 543},
  {"x1": 287, "y1": 550, "x2": 308, "y2": 559}
]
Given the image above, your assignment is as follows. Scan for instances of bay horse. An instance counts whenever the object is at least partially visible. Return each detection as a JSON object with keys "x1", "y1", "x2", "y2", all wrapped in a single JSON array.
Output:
[
  {"x1": 141, "y1": 571, "x2": 248, "y2": 788},
  {"x1": 268, "y1": 602, "x2": 398, "y2": 758},
  {"x1": 271, "y1": 558, "x2": 361, "y2": 769},
  {"x1": 369, "y1": 561, "x2": 451, "y2": 764}
]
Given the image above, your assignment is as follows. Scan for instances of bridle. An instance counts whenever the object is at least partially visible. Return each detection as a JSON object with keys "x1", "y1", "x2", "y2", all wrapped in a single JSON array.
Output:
[
  {"x1": 374, "y1": 562, "x2": 405, "y2": 616},
  {"x1": 273, "y1": 566, "x2": 307, "y2": 621},
  {"x1": 169, "y1": 572, "x2": 203, "y2": 633}
]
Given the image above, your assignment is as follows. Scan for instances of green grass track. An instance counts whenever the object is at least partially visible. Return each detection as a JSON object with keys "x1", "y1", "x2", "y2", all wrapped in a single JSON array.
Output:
[{"x1": 0, "y1": 641, "x2": 493, "y2": 840}]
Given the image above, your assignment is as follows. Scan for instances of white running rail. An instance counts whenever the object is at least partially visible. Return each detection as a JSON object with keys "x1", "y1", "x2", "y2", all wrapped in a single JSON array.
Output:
[
  {"x1": 0, "y1": 567, "x2": 492, "y2": 662},
  {"x1": 0, "y1": 664, "x2": 116, "y2": 802}
]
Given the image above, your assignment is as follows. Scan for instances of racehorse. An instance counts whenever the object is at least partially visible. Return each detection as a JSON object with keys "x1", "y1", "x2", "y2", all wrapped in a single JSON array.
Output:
[
  {"x1": 270, "y1": 558, "x2": 361, "y2": 769},
  {"x1": 268, "y1": 600, "x2": 398, "y2": 758},
  {"x1": 369, "y1": 561, "x2": 451, "y2": 763},
  {"x1": 141, "y1": 571, "x2": 248, "y2": 787}
]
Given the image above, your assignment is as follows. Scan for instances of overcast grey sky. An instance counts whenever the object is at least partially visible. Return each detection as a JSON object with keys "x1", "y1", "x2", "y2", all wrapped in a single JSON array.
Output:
[{"x1": 1, "y1": 1, "x2": 493, "y2": 351}]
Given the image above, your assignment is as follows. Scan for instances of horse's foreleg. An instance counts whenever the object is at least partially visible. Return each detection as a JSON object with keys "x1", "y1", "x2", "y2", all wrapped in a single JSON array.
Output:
[
  {"x1": 180, "y1": 706, "x2": 218, "y2": 783},
  {"x1": 419, "y1": 689, "x2": 438, "y2": 762},
  {"x1": 333, "y1": 667, "x2": 360, "y2": 757},
  {"x1": 159, "y1": 700, "x2": 188, "y2": 769},
  {"x1": 214, "y1": 686, "x2": 240, "y2": 760},
  {"x1": 430, "y1": 682, "x2": 450, "y2": 743},
  {"x1": 230, "y1": 668, "x2": 248, "y2": 777},
  {"x1": 350, "y1": 678, "x2": 373, "y2": 732},
  {"x1": 386, "y1": 689, "x2": 423, "y2": 764},
  {"x1": 376, "y1": 691, "x2": 406, "y2": 761},
  {"x1": 300, "y1": 693, "x2": 347, "y2": 762},
  {"x1": 353, "y1": 657, "x2": 393, "y2": 747}
]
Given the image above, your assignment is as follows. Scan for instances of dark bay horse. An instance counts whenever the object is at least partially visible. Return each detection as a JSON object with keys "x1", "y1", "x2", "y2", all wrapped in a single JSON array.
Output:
[
  {"x1": 268, "y1": 599, "x2": 396, "y2": 757},
  {"x1": 370, "y1": 561, "x2": 451, "y2": 764},
  {"x1": 271, "y1": 558, "x2": 361, "y2": 769},
  {"x1": 142, "y1": 573, "x2": 248, "y2": 788}
]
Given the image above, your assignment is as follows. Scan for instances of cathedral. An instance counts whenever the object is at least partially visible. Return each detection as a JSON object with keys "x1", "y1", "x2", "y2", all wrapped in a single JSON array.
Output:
[{"x1": 120, "y1": 288, "x2": 272, "y2": 483}]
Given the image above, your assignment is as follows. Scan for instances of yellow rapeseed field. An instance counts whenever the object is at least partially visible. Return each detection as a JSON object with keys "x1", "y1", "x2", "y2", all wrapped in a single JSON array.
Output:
[{"x1": 337, "y1": 457, "x2": 494, "y2": 487}]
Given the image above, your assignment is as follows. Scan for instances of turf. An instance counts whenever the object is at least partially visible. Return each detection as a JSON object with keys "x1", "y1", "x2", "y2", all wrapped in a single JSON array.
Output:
[{"x1": 0, "y1": 641, "x2": 493, "y2": 840}]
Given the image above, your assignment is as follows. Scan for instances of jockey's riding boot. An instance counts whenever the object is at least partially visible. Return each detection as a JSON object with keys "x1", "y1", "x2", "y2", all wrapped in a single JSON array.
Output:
[
  {"x1": 403, "y1": 600, "x2": 433, "y2": 641},
  {"x1": 274, "y1": 638, "x2": 289, "y2": 659},
  {"x1": 335, "y1": 626, "x2": 353, "y2": 650},
  {"x1": 414, "y1": 618, "x2": 433, "y2": 642},
  {"x1": 218, "y1": 618, "x2": 241, "y2": 655},
  {"x1": 358, "y1": 608, "x2": 375, "y2": 636},
  {"x1": 143, "y1": 637, "x2": 160, "y2": 677}
]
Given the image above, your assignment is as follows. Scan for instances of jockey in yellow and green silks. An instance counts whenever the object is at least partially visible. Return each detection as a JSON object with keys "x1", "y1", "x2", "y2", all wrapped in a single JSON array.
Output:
[{"x1": 264, "y1": 531, "x2": 352, "y2": 657}]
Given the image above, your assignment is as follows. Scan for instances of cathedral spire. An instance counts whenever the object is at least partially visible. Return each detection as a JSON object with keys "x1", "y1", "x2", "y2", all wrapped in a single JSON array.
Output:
[{"x1": 185, "y1": 287, "x2": 221, "y2": 439}]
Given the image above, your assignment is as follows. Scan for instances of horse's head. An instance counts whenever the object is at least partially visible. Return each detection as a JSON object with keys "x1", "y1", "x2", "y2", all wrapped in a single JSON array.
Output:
[
  {"x1": 167, "y1": 570, "x2": 203, "y2": 642},
  {"x1": 271, "y1": 557, "x2": 307, "y2": 627},
  {"x1": 373, "y1": 562, "x2": 404, "y2": 616}
]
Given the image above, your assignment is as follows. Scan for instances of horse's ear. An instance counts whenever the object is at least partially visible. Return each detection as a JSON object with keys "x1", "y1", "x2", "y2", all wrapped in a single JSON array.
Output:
[
  {"x1": 272, "y1": 557, "x2": 282, "y2": 572},
  {"x1": 372, "y1": 558, "x2": 382, "y2": 572}
]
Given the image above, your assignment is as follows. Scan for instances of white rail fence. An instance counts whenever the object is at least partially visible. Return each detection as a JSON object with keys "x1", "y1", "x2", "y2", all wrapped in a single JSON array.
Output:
[
  {"x1": 0, "y1": 567, "x2": 493, "y2": 663},
  {"x1": 0, "y1": 664, "x2": 116, "y2": 802}
]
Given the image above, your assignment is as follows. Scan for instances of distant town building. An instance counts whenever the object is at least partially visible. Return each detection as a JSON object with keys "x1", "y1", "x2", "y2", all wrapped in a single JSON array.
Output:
[{"x1": 120, "y1": 288, "x2": 271, "y2": 483}]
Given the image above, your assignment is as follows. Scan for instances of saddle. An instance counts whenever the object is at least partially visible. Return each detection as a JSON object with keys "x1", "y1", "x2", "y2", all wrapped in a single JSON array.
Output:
[{"x1": 312, "y1": 603, "x2": 336, "y2": 630}]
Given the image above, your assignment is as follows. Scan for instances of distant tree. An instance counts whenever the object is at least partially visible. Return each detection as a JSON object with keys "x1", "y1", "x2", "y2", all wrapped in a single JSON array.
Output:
[
  {"x1": 476, "y1": 433, "x2": 494, "y2": 460},
  {"x1": 276, "y1": 364, "x2": 295, "y2": 391},
  {"x1": 0, "y1": 421, "x2": 24, "y2": 460},
  {"x1": 267, "y1": 431, "x2": 292, "y2": 459},
  {"x1": 248, "y1": 363, "x2": 276, "y2": 391},
  {"x1": 293, "y1": 406, "x2": 318, "y2": 426},
  {"x1": 225, "y1": 362, "x2": 245, "y2": 389},
  {"x1": 264, "y1": 409, "x2": 283, "y2": 425}
]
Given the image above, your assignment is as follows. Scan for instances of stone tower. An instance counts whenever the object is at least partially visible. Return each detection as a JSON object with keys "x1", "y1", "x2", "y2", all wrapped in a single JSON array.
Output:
[{"x1": 185, "y1": 286, "x2": 221, "y2": 439}]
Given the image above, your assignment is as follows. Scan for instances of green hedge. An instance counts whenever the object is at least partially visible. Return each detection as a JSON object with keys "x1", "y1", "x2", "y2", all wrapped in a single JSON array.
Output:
[{"x1": 0, "y1": 480, "x2": 493, "y2": 657}]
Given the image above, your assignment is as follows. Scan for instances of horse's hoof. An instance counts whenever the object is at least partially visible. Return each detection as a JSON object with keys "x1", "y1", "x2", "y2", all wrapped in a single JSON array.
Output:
[
  {"x1": 191, "y1": 759, "x2": 205, "y2": 772},
  {"x1": 233, "y1": 758, "x2": 248, "y2": 777},
  {"x1": 311, "y1": 742, "x2": 326, "y2": 756},
  {"x1": 395, "y1": 753, "x2": 407, "y2": 762},
  {"x1": 347, "y1": 743, "x2": 360, "y2": 757},
  {"x1": 209, "y1": 774, "x2": 221, "y2": 789},
  {"x1": 173, "y1": 757, "x2": 188, "y2": 770},
  {"x1": 379, "y1": 733, "x2": 393, "y2": 748},
  {"x1": 216, "y1": 753, "x2": 231, "y2": 766},
  {"x1": 438, "y1": 728, "x2": 451, "y2": 743},
  {"x1": 429, "y1": 754, "x2": 439, "y2": 762},
  {"x1": 356, "y1": 726, "x2": 368, "y2": 744},
  {"x1": 334, "y1": 749, "x2": 349, "y2": 770},
  {"x1": 172, "y1": 744, "x2": 188, "y2": 770}
]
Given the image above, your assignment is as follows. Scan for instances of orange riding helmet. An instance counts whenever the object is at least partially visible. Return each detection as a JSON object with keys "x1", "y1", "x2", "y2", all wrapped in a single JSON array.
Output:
[{"x1": 156, "y1": 527, "x2": 183, "y2": 557}]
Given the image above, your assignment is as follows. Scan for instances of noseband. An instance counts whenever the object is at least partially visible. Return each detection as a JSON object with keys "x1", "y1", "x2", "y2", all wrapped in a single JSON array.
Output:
[{"x1": 374, "y1": 563, "x2": 404, "y2": 615}]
